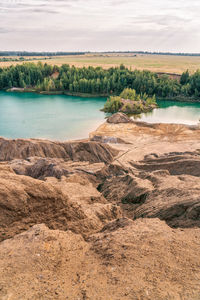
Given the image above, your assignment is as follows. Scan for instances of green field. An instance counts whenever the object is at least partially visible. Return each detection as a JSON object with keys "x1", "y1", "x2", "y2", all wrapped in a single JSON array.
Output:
[{"x1": 1, "y1": 53, "x2": 200, "y2": 74}]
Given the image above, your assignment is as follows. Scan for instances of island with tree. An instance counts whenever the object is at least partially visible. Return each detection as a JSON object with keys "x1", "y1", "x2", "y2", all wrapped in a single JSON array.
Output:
[{"x1": 103, "y1": 88, "x2": 157, "y2": 114}]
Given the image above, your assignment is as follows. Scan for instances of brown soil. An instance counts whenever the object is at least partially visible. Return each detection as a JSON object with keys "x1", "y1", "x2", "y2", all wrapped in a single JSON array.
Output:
[{"x1": 1, "y1": 220, "x2": 200, "y2": 300}]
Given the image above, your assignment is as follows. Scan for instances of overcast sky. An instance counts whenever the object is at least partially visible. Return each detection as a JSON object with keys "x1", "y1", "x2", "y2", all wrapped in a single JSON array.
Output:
[{"x1": 0, "y1": 0, "x2": 200, "y2": 52}]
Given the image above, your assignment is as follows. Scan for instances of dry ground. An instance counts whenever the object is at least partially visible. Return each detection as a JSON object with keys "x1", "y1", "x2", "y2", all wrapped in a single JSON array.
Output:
[
  {"x1": 0, "y1": 120, "x2": 200, "y2": 299},
  {"x1": 90, "y1": 121, "x2": 200, "y2": 163},
  {"x1": 1, "y1": 53, "x2": 200, "y2": 74}
]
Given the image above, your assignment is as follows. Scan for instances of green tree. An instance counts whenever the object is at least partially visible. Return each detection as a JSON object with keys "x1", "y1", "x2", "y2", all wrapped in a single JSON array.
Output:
[{"x1": 180, "y1": 70, "x2": 190, "y2": 85}]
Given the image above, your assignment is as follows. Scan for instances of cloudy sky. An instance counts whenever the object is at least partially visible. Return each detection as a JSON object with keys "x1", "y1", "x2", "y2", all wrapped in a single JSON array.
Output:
[{"x1": 0, "y1": 0, "x2": 200, "y2": 52}]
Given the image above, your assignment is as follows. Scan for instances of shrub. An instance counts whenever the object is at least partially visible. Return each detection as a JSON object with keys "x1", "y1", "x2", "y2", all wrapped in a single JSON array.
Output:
[
  {"x1": 103, "y1": 96, "x2": 123, "y2": 113},
  {"x1": 120, "y1": 88, "x2": 137, "y2": 101}
]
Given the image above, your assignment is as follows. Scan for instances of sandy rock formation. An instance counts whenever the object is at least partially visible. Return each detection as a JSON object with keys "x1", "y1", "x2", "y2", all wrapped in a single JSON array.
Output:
[
  {"x1": 132, "y1": 151, "x2": 200, "y2": 177},
  {"x1": 134, "y1": 171, "x2": 200, "y2": 228},
  {"x1": 0, "y1": 164, "x2": 121, "y2": 241},
  {"x1": 97, "y1": 163, "x2": 154, "y2": 204},
  {"x1": 0, "y1": 137, "x2": 118, "y2": 163},
  {"x1": 91, "y1": 135, "x2": 128, "y2": 144},
  {"x1": 96, "y1": 151, "x2": 200, "y2": 228},
  {"x1": 10, "y1": 157, "x2": 104, "y2": 180},
  {"x1": 107, "y1": 112, "x2": 132, "y2": 124}
]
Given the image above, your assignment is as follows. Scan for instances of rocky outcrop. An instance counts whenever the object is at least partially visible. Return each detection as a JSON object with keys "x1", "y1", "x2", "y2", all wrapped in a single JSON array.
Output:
[
  {"x1": 107, "y1": 112, "x2": 132, "y2": 124},
  {"x1": 96, "y1": 151, "x2": 200, "y2": 228},
  {"x1": 1, "y1": 219, "x2": 200, "y2": 300},
  {"x1": 1, "y1": 139, "x2": 200, "y2": 235},
  {"x1": 0, "y1": 137, "x2": 118, "y2": 163},
  {"x1": 134, "y1": 171, "x2": 200, "y2": 228},
  {"x1": 97, "y1": 163, "x2": 154, "y2": 204}
]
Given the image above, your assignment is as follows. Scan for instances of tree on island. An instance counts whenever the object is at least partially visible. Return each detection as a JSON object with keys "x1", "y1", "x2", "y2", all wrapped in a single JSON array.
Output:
[{"x1": 103, "y1": 88, "x2": 157, "y2": 114}]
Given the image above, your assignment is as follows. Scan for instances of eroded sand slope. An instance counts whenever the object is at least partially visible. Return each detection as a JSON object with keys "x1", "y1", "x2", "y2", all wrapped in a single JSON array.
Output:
[{"x1": 0, "y1": 115, "x2": 200, "y2": 300}]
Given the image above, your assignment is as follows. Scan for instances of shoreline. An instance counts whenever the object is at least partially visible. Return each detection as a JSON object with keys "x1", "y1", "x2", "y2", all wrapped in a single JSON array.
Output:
[
  {"x1": 0, "y1": 118, "x2": 199, "y2": 144},
  {"x1": 6, "y1": 88, "x2": 108, "y2": 98},
  {"x1": 4, "y1": 88, "x2": 200, "y2": 103}
]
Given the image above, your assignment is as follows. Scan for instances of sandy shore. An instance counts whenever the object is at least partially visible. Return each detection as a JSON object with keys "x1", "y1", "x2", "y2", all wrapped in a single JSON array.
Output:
[{"x1": 90, "y1": 120, "x2": 200, "y2": 163}]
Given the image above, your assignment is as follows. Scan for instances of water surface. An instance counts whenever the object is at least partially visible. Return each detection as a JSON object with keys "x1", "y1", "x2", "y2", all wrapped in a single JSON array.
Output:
[
  {"x1": 0, "y1": 92, "x2": 200, "y2": 141},
  {"x1": 134, "y1": 100, "x2": 200, "y2": 125},
  {"x1": 0, "y1": 92, "x2": 106, "y2": 140}
]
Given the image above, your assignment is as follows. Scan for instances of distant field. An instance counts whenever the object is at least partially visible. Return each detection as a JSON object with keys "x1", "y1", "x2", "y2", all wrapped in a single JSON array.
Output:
[{"x1": 1, "y1": 53, "x2": 200, "y2": 74}]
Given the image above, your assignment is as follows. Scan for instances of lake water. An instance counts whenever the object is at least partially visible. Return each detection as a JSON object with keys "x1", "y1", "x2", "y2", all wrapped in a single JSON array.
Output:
[
  {"x1": 134, "y1": 100, "x2": 200, "y2": 125},
  {"x1": 0, "y1": 92, "x2": 106, "y2": 140},
  {"x1": 0, "y1": 92, "x2": 200, "y2": 140}
]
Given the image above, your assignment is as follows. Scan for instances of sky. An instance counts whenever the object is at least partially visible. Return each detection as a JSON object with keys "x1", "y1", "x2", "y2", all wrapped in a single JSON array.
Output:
[{"x1": 0, "y1": 0, "x2": 200, "y2": 52}]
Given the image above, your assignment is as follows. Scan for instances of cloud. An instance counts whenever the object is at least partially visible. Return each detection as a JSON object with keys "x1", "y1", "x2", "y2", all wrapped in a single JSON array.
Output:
[
  {"x1": 0, "y1": 0, "x2": 199, "y2": 52},
  {"x1": 0, "y1": 27, "x2": 11, "y2": 33}
]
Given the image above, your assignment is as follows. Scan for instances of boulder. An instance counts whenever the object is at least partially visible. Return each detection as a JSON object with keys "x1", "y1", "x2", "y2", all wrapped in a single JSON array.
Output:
[{"x1": 107, "y1": 112, "x2": 132, "y2": 124}]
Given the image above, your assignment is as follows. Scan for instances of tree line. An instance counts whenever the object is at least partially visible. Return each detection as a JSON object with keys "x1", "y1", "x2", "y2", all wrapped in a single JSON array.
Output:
[
  {"x1": 0, "y1": 57, "x2": 51, "y2": 62},
  {"x1": 121, "y1": 51, "x2": 200, "y2": 57},
  {"x1": 1, "y1": 51, "x2": 200, "y2": 57},
  {"x1": 0, "y1": 52, "x2": 86, "y2": 57},
  {"x1": 0, "y1": 62, "x2": 200, "y2": 100}
]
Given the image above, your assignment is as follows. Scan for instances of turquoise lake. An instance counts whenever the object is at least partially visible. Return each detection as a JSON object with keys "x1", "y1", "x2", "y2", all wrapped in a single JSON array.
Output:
[
  {"x1": 135, "y1": 100, "x2": 200, "y2": 125},
  {"x1": 0, "y1": 91, "x2": 200, "y2": 140},
  {"x1": 0, "y1": 92, "x2": 107, "y2": 140}
]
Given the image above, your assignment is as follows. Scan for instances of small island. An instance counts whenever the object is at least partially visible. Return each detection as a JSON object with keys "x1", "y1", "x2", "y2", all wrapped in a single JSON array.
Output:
[{"x1": 102, "y1": 88, "x2": 157, "y2": 114}]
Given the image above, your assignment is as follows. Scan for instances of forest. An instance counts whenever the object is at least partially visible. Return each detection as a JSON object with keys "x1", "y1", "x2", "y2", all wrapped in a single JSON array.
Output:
[
  {"x1": 1, "y1": 51, "x2": 199, "y2": 57},
  {"x1": 0, "y1": 52, "x2": 86, "y2": 57},
  {"x1": 0, "y1": 62, "x2": 200, "y2": 100}
]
